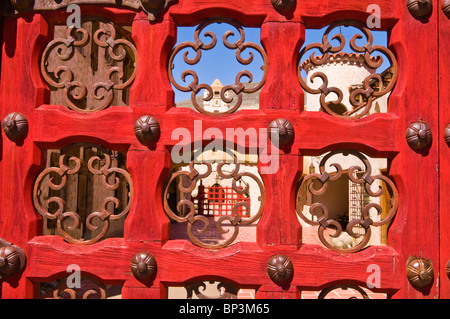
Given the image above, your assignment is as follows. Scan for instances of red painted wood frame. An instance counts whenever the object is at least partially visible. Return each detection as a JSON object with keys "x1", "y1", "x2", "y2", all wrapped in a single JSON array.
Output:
[
  {"x1": 0, "y1": 0, "x2": 445, "y2": 298},
  {"x1": 439, "y1": 0, "x2": 450, "y2": 300}
]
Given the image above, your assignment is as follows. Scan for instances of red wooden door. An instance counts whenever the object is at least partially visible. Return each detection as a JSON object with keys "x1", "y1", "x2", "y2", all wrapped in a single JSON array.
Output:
[
  {"x1": 440, "y1": 0, "x2": 450, "y2": 299},
  {"x1": 0, "y1": 0, "x2": 444, "y2": 299}
]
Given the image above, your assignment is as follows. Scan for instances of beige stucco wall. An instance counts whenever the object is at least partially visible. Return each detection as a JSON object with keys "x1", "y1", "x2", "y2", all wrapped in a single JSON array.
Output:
[{"x1": 302, "y1": 54, "x2": 389, "y2": 115}]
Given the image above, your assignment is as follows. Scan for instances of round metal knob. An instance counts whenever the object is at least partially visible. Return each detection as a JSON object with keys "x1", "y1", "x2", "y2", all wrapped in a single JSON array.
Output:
[
  {"x1": 446, "y1": 260, "x2": 450, "y2": 280},
  {"x1": 0, "y1": 240, "x2": 26, "y2": 280},
  {"x1": 271, "y1": 0, "x2": 296, "y2": 13},
  {"x1": 2, "y1": 112, "x2": 28, "y2": 143},
  {"x1": 405, "y1": 121, "x2": 432, "y2": 150},
  {"x1": 130, "y1": 252, "x2": 157, "y2": 284},
  {"x1": 0, "y1": 247, "x2": 20, "y2": 278},
  {"x1": 406, "y1": 257, "x2": 434, "y2": 288},
  {"x1": 141, "y1": 0, "x2": 166, "y2": 10},
  {"x1": 407, "y1": 0, "x2": 433, "y2": 18},
  {"x1": 444, "y1": 124, "x2": 450, "y2": 147},
  {"x1": 140, "y1": 0, "x2": 175, "y2": 21},
  {"x1": 442, "y1": 0, "x2": 450, "y2": 18},
  {"x1": 268, "y1": 118, "x2": 294, "y2": 147},
  {"x1": 10, "y1": 0, "x2": 34, "y2": 10},
  {"x1": 134, "y1": 115, "x2": 160, "y2": 146},
  {"x1": 266, "y1": 254, "x2": 294, "y2": 287}
]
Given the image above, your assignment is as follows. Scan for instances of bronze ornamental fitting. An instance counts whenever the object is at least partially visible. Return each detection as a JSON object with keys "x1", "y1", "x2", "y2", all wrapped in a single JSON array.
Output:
[
  {"x1": 266, "y1": 254, "x2": 294, "y2": 287},
  {"x1": 0, "y1": 238, "x2": 26, "y2": 280},
  {"x1": 443, "y1": 0, "x2": 450, "y2": 18},
  {"x1": 406, "y1": 256, "x2": 434, "y2": 289},
  {"x1": 297, "y1": 21, "x2": 398, "y2": 119},
  {"x1": 405, "y1": 120, "x2": 432, "y2": 150},
  {"x1": 268, "y1": 118, "x2": 295, "y2": 147},
  {"x1": 10, "y1": 0, "x2": 34, "y2": 10},
  {"x1": 407, "y1": 0, "x2": 433, "y2": 18},
  {"x1": 130, "y1": 252, "x2": 157, "y2": 284},
  {"x1": 140, "y1": 0, "x2": 165, "y2": 9},
  {"x1": 2, "y1": 112, "x2": 28, "y2": 142},
  {"x1": 3, "y1": 0, "x2": 175, "y2": 21},
  {"x1": 140, "y1": 0, "x2": 176, "y2": 21},
  {"x1": 134, "y1": 115, "x2": 161, "y2": 146},
  {"x1": 271, "y1": 0, "x2": 296, "y2": 13},
  {"x1": 446, "y1": 260, "x2": 450, "y2": 280},
  {"x1": 444, "y1": 124, "x2": 450, "y2": 147}
]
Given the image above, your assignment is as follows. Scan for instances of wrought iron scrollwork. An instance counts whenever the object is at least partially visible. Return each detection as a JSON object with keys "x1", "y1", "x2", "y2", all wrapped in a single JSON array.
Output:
[
  {"x1": 318, "y1": 284, "x2": 370, "y2": 299},
  {"x1": 298, "y1": 21, "x2": 398, "y2": 119},
  {"x1": 185, "y1": 281, "x2": 239, "y2": 299},
  {"x1": 163, "y1": 155, "x2": 265, "y2": 249},
  {"x1": 40, "y1": 277, "x2": 108, "y2": 299},
  {"x1": 168, "y1": 18, "x2": 268, "y2": 115},
  {"x1": 40, "y1": 18, "x2": 138, "y2": 112},
  {"x1": 33, "y1": 145, "x2": 133, "y2": 245},
  {"x1": 296, "y1": 150, "x2": 398, "y2": 253}
]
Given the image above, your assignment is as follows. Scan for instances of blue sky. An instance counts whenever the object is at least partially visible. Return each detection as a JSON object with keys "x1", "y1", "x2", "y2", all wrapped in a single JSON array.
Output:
[{"x1": 171, "y1": 23, "x2": 389, "y2": 102}]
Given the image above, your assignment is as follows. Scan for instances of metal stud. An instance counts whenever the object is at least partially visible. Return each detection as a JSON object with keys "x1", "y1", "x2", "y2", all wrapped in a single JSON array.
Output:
[
  {"x1": 407, "y1": 0, "x2": 433, "y2": 18},
  {"x1": 3, "y1": 0, "x2": 175, "y2": 22},
  {"x1": 2, "y1": 112, "x2": 28, "y2": 143},
  {"x1": 406, "y1": 256, "x2": 434, "y2": 288},
  {"x1": 442, "y1": 0, "x2": 450, "y2": 18},
  {"x1": 130, "y1": 252, "x2": 157, "y2": 284},
  {"x1": 268, "y1": 118, "x2": 294, "y2": 147},
  {"x1": 405, "y1": 120, "x2": 432, "y2": 150},
  {"x1": 446, "y1": 260, "x2": 450, "y2": 280},
  {"x1": 134, "y1": 115, "x2": 160, "y2": 146},
  {"x1": 271, "y1": 0, "x2": 296, "y2": 13},
  {"x1": 444, "y1": 124, "x2": 450, "y2": 147},
  {"x1": 266, "y1": 254, "x2": 294, "y2": 287},
  {"x1": 0, "y1": 238, "x2": 26, "y2": 280},
  {"x1": 140, "y1": 0, "x2": 176, "y2": 21},
  {"x1": 10, "y1": 0, "x2": 34, "y2": 10},
  {"x1": 140, "y1": 0, "x2": 165, "y2": 9}
]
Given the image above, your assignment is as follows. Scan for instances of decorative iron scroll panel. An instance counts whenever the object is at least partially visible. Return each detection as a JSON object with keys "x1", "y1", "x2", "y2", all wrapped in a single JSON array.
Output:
[
  {"x1": 40, "y1": 18, "x2": 137, "y2": 112},
  {"x1": 168, "y1": 18, "x2": 268, "y2": 115},
  {"x1": 296, "y1": 150, "x2": 398, "y2": 253},
  {"x1": 33, "y1": 144, "x2": 133, "y2": 245},
  {"x1": 39, "y1": 276, "x2": 122, "y2": 299},
  {"x1": 0, "y1": 0, "x2": 441, "y2": 300},
  {"x1": 298, "y1": 20, "x2": 398, "y2": 119},
  {"x1": 163, "y1": 157, "x2": 265, "y2": 249}
]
